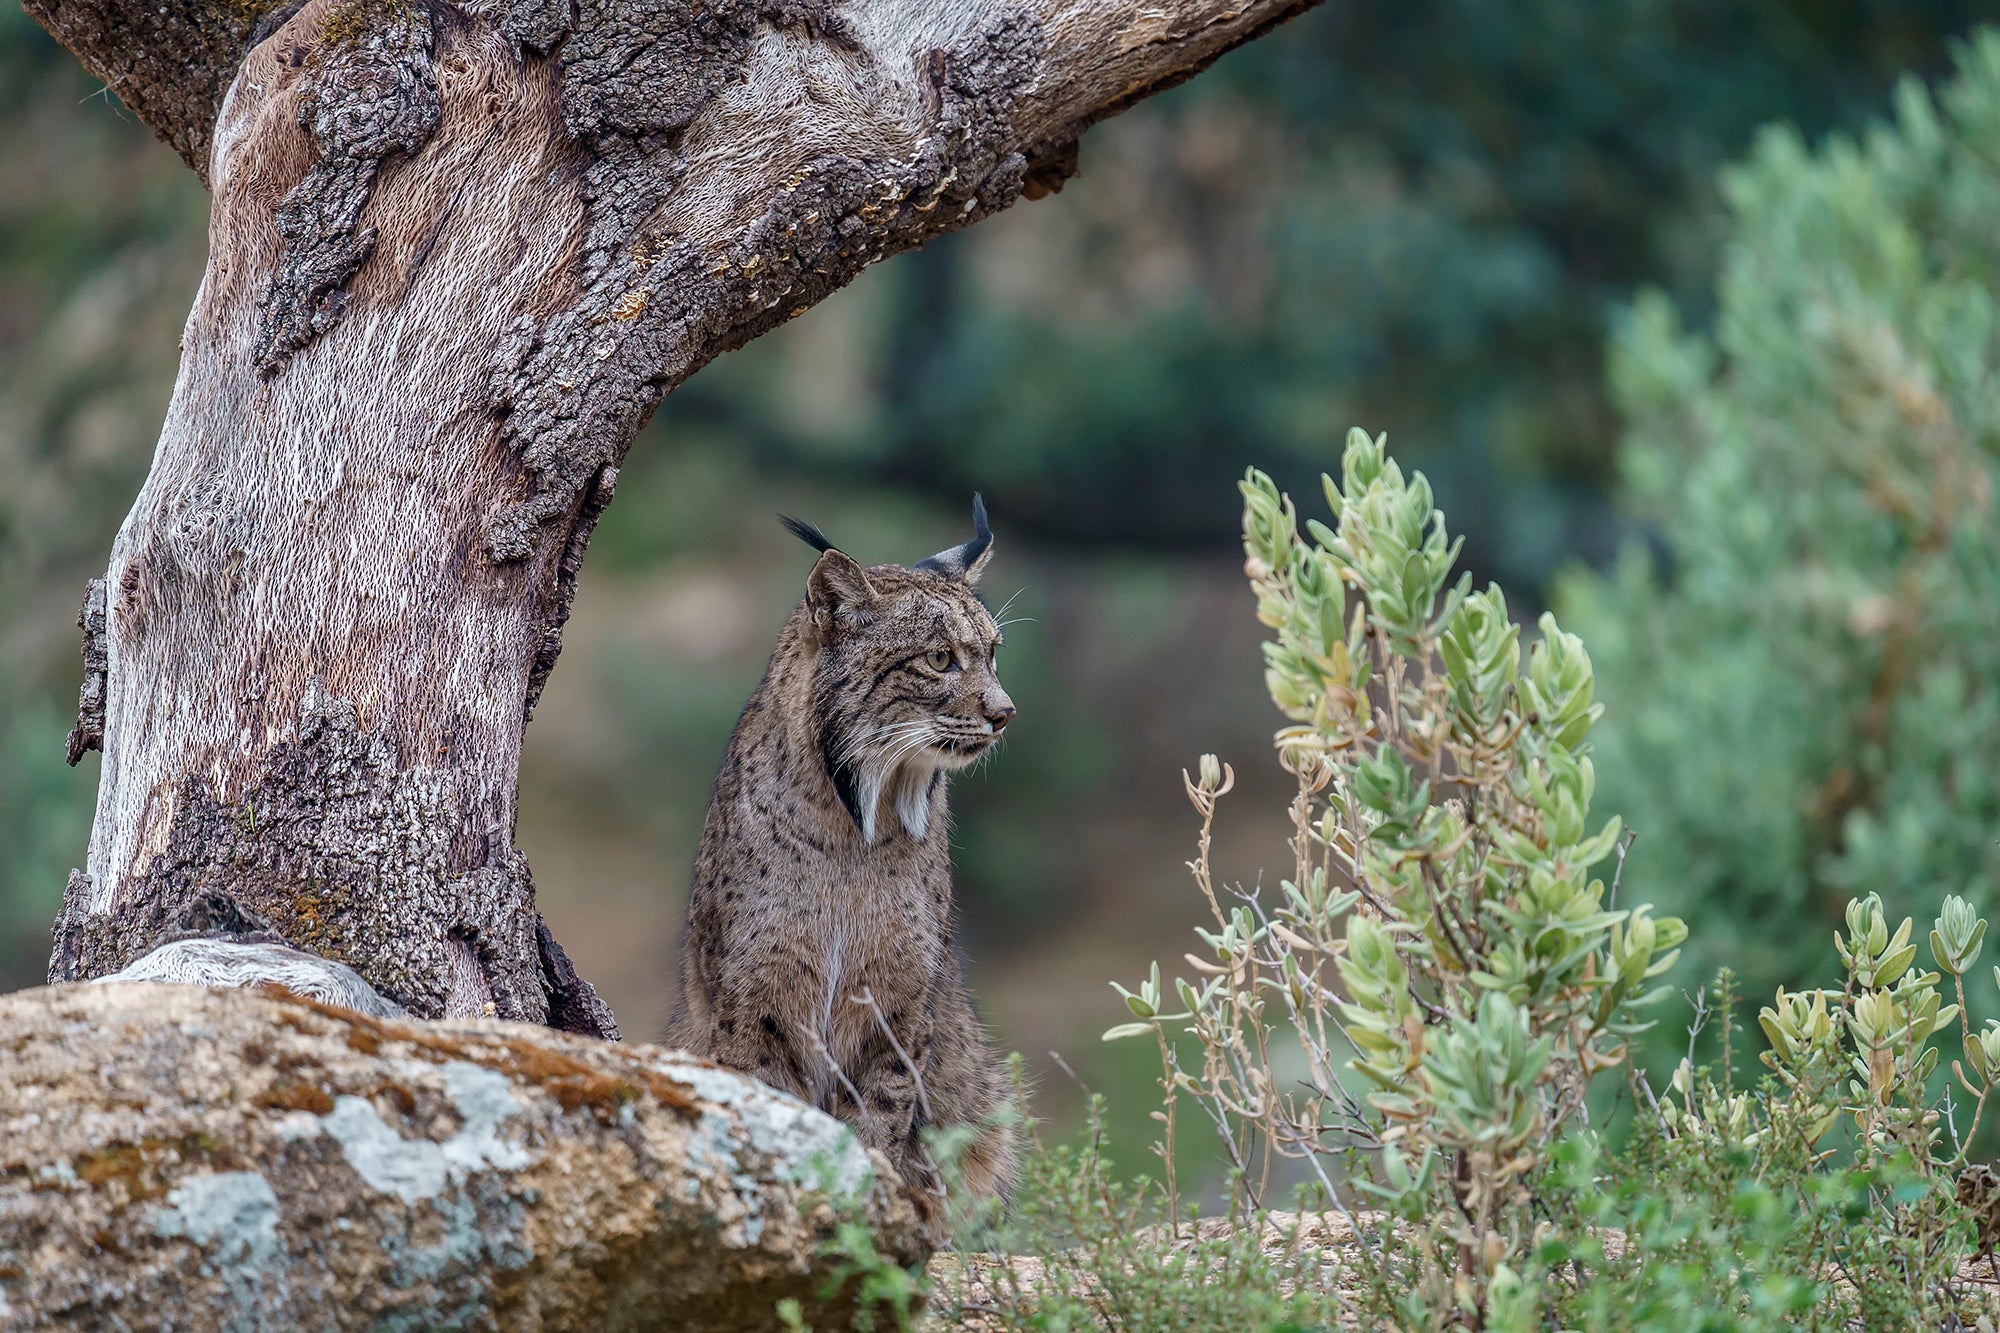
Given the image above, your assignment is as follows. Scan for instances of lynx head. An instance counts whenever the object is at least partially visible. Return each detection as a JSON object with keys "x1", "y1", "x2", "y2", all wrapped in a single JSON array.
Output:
[{"x1": 782, "y1": 495, "x2": 1015, "y2": 846}]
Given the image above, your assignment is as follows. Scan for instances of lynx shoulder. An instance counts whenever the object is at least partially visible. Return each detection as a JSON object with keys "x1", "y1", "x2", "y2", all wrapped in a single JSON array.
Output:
[{"x1": 666, "y1": 497, "x2": 1018, "y2": 1235}]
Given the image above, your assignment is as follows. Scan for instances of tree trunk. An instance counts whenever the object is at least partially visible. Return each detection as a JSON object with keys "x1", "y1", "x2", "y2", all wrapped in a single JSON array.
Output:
[{"x1": 28, "y1": 0, "x2": 1318, "y2": 1028}]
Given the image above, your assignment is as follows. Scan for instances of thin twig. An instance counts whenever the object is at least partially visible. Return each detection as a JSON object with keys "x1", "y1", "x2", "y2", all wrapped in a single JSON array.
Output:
[
  {"x1": 1606, "y1": 824, "x2": 1637, "y2": 911},
  {"x1": 802, "y1": 1025, "x2": 871, "y2": 1132},
  {"x1": 1684, "y1": 982, "x2": 1713, "y2": 1069},
  {"x1": 851, "y1": 985, "x2": 935, "y2": 1125}
]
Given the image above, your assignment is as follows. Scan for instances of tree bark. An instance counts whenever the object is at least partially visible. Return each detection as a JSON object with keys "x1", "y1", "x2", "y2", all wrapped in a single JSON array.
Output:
[{"x1": 29, "y1": 0, "x2": 1318, "y2": 1029}]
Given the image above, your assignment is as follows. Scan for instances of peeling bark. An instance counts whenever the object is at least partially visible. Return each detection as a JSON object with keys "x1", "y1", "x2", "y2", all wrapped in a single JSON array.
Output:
[
  {"x1": 62, "y1": 578, "x2": 107, "y2": 766},
  {"x1": 254, "y1": 0, "x2": 442, "y2": 376},
  {"x1": 28, "y1": 0, "x2": 1321, "y2": 1029}
]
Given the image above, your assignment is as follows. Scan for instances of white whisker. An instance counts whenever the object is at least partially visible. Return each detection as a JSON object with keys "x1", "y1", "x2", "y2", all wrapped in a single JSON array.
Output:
[
  {"x1": 844, "y1": 716, "x2": 928, "y2": 756},
  {"x1": 881, "y1": 731, "x2": 936, "y2": 770},
  {"x1": 834, "y1": 719, "x2": 933, "y2": 769}
]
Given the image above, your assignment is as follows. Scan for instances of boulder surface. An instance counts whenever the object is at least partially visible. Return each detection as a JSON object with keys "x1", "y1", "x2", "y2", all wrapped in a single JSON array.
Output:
[{"x1": 0, "y1": 983, "x2": 925, "y2": 1330}]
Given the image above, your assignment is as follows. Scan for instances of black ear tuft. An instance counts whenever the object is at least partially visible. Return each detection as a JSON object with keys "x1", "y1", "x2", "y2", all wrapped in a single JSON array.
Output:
[
  {"x1": 971, "y1": 491, "x2": 991, "y2": 547},
  {"x1": 779, "y1": 514, "x2": 836, "y2": 554},
  {"x1": 915, "y1": 492, "x2": 995, "y2": 581}
]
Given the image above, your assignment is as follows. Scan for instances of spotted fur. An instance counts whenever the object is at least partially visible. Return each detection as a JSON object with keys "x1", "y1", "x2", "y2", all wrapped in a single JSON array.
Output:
[{"x1": 666, "y1": 499, "x2": 1018, "y2": 1238}]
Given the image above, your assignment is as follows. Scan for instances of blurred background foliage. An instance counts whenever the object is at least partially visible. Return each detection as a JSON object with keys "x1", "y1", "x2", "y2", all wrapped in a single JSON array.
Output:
[
  {"x1": 3, "y1": 1, "x2": 1998, "y2": 1166},
  {"x1": 1561, "y1": 33, "x2": 2000, "y2": 1052}
]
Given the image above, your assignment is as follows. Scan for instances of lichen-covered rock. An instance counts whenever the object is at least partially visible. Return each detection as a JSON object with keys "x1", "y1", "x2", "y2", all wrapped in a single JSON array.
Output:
[{"x1": 0, "y1": 983, "x2": 926, "y2": 1331}]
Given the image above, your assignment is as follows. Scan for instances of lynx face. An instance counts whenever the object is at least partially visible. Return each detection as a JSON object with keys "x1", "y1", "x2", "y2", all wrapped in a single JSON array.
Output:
[{"x1": 788, "y1": 499, "x2": 1015, "y2": 844}]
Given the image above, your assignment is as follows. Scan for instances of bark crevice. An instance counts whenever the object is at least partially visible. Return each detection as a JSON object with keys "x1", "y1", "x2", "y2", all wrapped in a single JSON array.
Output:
[
  {"x1": 254, "y1": 0, "x2": 444, "y2": 377},
  {"x1": 52, "y1": 679, "x2": 547, "y2": 1026},
  {"x1": 501, "y1": 0, "x2": 573, "y2": 54}
]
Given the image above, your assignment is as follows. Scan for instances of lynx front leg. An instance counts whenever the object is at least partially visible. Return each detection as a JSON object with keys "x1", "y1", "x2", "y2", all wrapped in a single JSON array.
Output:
[
  {"x1": 847, "y1": 994, "x2": 947, "y2": 1237},
  {"x1": 924, "y1": 978, "x2": 1021, "y2": 1204},
  {"x1": 670, "y1": 908, "x2": 824, "y2": 1102},
  {"x1": 690, "y1": 1000, "x2": 819, "y2": 1104}
]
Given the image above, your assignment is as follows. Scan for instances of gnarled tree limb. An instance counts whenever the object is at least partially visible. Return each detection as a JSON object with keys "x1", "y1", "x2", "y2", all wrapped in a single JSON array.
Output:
[
  {"x1": 19, "y1": 0, "x2": 281, "y2": 181},
  {"x1": 28, "y1": 0, "x2": 1318, "y2": 1032}
]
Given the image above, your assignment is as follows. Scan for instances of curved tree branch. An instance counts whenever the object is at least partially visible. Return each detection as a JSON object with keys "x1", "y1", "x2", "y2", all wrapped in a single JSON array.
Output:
[{"x1": 33, "y1": 0, "x2": 1321, "y2": 1028}]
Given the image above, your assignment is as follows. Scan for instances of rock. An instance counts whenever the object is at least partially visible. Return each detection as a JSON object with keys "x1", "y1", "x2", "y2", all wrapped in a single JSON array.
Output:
[{"x1": 0, "y1": 983, "x2": 927, "y2": 1331}]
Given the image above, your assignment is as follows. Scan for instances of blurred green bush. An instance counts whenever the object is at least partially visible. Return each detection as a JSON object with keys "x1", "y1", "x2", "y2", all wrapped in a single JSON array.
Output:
[{"x1": 1563, "y1": 30, "x2": 2000, "y2": 1064}]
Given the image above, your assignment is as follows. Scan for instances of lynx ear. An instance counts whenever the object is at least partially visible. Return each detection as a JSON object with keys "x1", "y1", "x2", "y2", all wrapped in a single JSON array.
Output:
[
  {"x1": 915, "y1": 493, "x2": 994, "y2": 585},
  {"x1": 807, "y1": 548, "x2": 878, "y2": 621}
]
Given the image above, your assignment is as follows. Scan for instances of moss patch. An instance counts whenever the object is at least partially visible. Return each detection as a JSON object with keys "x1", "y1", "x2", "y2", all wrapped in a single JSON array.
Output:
[
  {"x1": 253, "y1": 1082, "x2": 336, "y2": 1115},
  {"x1": 73, "y1": 1134, "x2": 236, "y2": 1204},
  {"x1": 266, "y1": 990, "x2": 701, "y2": 1122},
  {"x1": 315, "y1": 0, "x2": 411, "y2": 51}
]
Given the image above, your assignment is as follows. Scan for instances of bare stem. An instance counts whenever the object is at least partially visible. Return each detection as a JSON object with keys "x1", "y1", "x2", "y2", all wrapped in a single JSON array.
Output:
[{"x1": 850, "y1": 985, "x2": 935, "y2": 1126}]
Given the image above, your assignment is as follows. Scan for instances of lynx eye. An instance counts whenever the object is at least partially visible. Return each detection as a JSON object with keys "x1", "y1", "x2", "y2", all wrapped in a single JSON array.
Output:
[{"x1": 925, "y1": 649, "x2": 954, "y2": 672}]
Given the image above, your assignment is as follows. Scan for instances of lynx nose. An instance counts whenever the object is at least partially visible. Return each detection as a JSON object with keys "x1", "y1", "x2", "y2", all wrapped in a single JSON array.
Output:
[{"x1": 983, "y1": 681, "x2": 1016, "y2": 732}]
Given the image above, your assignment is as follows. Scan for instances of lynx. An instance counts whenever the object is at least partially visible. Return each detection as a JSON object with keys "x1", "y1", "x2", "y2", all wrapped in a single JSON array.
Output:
[{"x1": 667, "y1": 497, "x2": 1018, "y2": 1235}]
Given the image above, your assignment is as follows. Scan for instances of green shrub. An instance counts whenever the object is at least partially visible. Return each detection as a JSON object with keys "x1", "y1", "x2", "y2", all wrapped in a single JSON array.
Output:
[
  {"x1": 1517, "y1": 895, "x2": 1998, "y2": 1331},
  {"x1": 1559, "y1": 30, "x2": 2000, "y2": 1042},
  {"x1": 1103, "y1": 430, "x2": 1683, "y2": 1323},
  {"x1": 945, "y1": 434, "x2": 1988, "y2": 1332}
]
